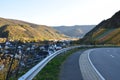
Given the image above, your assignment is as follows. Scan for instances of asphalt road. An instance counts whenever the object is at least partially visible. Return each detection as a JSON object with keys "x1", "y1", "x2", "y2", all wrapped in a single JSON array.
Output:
[
  {"x1": 90, "y1": 48, "x2": 120, "y2": 80},
  {"x1": 59, "y1": 50, "x2": 84, "y2": 80}
]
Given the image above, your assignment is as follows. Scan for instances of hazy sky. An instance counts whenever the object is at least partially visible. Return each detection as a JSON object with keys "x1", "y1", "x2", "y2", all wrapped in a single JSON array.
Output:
[{"x1": 0, "y1": 0, "x2": 120, "y2": 26}]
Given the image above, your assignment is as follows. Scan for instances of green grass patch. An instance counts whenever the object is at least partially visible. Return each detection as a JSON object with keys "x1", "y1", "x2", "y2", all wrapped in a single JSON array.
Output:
[{"x1": 33, "y1": 48, "x2": 82, "y2": 80}]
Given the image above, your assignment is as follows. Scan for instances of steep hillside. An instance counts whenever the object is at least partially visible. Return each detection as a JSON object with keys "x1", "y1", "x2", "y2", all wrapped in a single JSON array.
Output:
[
  {"x1": 83, "y1": 10, "x2": 120, "y2": 45},
  {"x1": 53, "y1": 25, "x2": 95, "y2": 38},
  {"x1": 0, "y1": 18, "x2": 67, "y2": 42}
]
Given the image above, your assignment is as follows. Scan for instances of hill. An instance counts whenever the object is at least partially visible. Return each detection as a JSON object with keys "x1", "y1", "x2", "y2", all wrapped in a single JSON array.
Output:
[
  {"x1": 82, "y1": 10, "x2": 120, "y2": 45},
  {"x1": 0, "y1": 17, "x2": 67, "y2": 42},
  {"x1": 53, "y1": 25, "x2": 95, "y2": 38}
]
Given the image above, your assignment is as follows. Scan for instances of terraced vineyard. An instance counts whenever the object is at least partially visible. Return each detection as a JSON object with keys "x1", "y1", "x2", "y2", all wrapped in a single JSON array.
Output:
[
  {"x1": 94, "y1": 29, "x2": 115, "y2": 40},
  {"x1": 83, "y1": 10, "x2": 120, "y2": 45}
]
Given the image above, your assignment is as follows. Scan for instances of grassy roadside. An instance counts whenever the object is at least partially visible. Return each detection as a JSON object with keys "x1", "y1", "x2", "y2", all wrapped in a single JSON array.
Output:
[
  {"x1": 10, "y1": 46, "x2": 118, "y2": 80},
  {"x1": 33, "y1": 47, "x2": 83, "y2": 80}
]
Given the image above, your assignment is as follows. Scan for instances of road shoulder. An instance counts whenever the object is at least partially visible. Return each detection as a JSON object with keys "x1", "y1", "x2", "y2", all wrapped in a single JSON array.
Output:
[
  {"x1": 79, "y1": 49, "x2": 104, "y2": 80},
  {"x1": 59, "y1": 50, "x2": 84, "y2": 80}
]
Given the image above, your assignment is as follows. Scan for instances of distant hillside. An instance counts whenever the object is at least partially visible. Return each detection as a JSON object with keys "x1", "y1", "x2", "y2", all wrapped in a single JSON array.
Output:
[
  {"x1": 83, "y1": 10, "x2": 120, "y2": 45},
  {"x1": 0, "y1": 17, "x2": 67, "y2": 42},
  {"x1": 53, "y1": 25, "x2": 95, "y2": 38}
]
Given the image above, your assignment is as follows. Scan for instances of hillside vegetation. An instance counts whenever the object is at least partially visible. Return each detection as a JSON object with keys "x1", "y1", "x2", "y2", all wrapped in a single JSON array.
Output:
[
  {"x1": 53, "y1": 25, "x2": 95, "y2": 38},
  {"x1": 0, "y1": 18, "x2": 67, "y2": 42},
  {"x1": 82, "y1": 10, "x2": 120, "y2": 45}
]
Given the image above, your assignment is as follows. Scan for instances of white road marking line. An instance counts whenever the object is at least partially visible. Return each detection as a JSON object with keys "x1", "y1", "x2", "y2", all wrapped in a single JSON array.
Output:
[{"x1": 88, "y1": 49, "x2": 105, "y2": 80}]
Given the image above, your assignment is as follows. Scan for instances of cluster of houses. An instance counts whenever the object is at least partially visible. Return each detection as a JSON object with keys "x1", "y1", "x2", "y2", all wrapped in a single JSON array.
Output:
[{"x1": 0, "y1": 40, "x2": 70, "y2": 79}]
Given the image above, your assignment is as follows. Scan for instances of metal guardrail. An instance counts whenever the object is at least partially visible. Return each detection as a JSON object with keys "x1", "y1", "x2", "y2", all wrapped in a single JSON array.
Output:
[
  {"x1": 18, "y1": 45, "x2": 120, "y2": 80},
  {"x1": 18, "y1": 46, "x2": 79, "y2": 80}
]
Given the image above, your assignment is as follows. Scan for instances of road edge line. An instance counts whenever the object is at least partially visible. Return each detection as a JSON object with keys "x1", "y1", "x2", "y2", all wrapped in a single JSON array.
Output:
[{"x1": 88, "y1": 50, "x2": 105, "y2": 80}]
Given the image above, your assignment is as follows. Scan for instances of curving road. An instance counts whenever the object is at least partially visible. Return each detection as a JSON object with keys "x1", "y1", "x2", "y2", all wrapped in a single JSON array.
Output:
[
  {"x1": 59, "y1": 47, "x2": 120, "y2": 80},
  {"x1": 59, "y1": 50, "x2": 84, "y2": 80},
  {"x1": 90, "y1": 48, "x2": 120, "y2": 80}
]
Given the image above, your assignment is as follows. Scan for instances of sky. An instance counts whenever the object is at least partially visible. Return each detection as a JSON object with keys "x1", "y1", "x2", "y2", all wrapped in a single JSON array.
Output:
[{"x1": 0, "y1": 0, "x2": 120, "y2": 26}]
